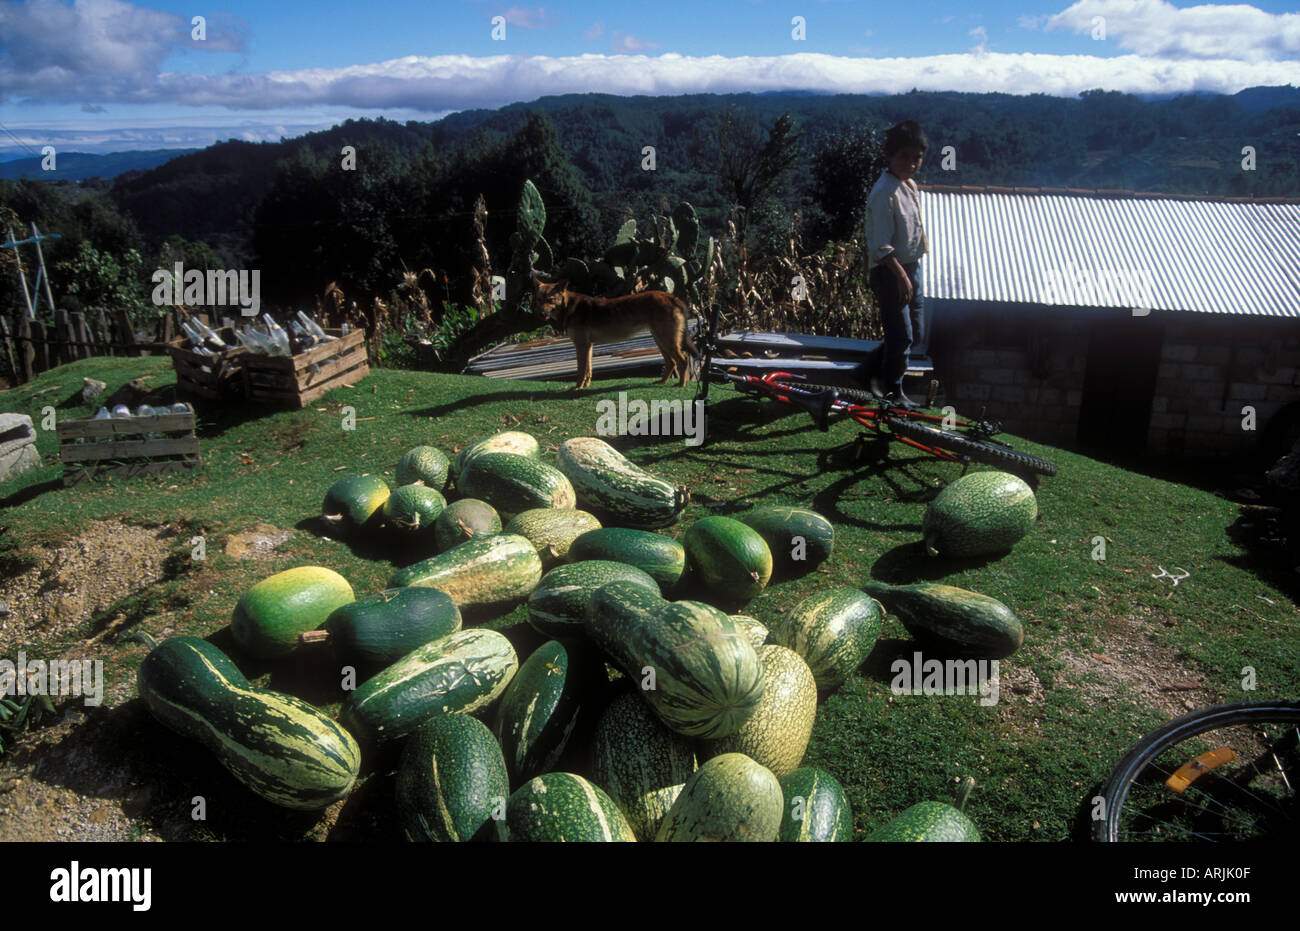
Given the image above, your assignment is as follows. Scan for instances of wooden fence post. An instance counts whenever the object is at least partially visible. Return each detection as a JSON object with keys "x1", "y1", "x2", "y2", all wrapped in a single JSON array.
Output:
[
  {"x1": 96, "y1": 308, "x2": 112, "y2": 356},
  {"x1": 51, "y1": 308, "x2": 70, "y2": 365},
  {"x1": 0, "y1": 316, "x2": 18, "y2": 383},
  {"x1": 115, "y1": 309, "x2": 142, "y2": 356},
  {"x1": 16, "y1": 315, "x2": 36, "y2": 381},
  {"x1": 71, "y1": 311, "x2": 90, "y2": 359},
  {"x1": 35, "y1": 319, "x2": 50, "y2": 373}
]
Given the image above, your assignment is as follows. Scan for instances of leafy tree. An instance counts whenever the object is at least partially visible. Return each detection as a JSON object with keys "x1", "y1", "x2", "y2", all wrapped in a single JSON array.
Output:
[
  {"x1": 55, "y1": 240, "x2": 148, "y2": 319},
  {"x1": 709, "y1": 107, "x2": 803, "y2": 215},
  {"x1": 807, "y1": 120, "x2": 888, "y2": 246}
]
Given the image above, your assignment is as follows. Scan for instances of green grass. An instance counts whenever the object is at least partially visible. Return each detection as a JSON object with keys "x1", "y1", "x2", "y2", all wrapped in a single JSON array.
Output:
[{"x1": 2, "y1": 356, "x2": 1297, "y2": 842}]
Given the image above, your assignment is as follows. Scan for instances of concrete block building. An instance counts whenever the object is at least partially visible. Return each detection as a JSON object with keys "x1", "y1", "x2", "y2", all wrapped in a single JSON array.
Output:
[{"x1": 918, "y1": 185, "x2": 1300, "y2": 458}]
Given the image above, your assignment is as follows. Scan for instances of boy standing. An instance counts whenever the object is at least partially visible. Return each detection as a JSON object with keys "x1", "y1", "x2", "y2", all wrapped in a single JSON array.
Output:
[{"x1": 864, "y1": 120, "x2": 929, "y2": 410}]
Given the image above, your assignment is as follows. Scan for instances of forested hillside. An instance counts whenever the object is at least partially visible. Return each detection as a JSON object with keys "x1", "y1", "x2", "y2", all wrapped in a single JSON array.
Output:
[{"x1": 1, "y1": 87, "x2": 1296, "y2": 330}]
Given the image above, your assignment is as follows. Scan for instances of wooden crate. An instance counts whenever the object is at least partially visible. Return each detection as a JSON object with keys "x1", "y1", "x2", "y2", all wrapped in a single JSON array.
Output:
[
  {"x1": 58, "y1": 411, "x2": 201, "y2": 486},
  {"x1": 167, "y1": 327, "x2": 247, "y2": 400},
  {"x1": 242, "y1": 329, "x2": 370, "y2": 408}
]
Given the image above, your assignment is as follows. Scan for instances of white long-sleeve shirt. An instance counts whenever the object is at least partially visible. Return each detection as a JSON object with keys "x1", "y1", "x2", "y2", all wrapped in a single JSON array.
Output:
[{"x1": 865, "y1": 171, "x2": 929, "y2": 269}]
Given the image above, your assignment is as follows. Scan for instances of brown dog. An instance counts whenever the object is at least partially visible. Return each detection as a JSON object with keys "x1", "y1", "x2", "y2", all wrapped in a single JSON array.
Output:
[{"x1": 534, "y1": 281, "x2": 697, "y2": 390}]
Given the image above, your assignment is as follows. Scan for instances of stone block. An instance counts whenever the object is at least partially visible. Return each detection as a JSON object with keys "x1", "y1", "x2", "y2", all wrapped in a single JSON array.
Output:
[
  {"x1": 1228, "y1": 382, "x2": 1268, "y2": 401},
  {"x1": 1181, "y1": 363, "x2": 1223, "y2": 381},
  {"x1": 1150, "y1": 412, "x2": 1188, "y2": 429}
]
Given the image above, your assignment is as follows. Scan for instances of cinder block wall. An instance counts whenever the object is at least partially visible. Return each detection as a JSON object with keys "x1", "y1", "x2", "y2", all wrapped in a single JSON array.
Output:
[
  {"x1": 930, "y1": 304, "x2": 1087, "y2": 448},
  {"x1": 930, "y1": 305, "x2": 1300, "y2": 457},
  {"x1": 1150, "y1": 319, "x2": 1300, "y2": 456}
]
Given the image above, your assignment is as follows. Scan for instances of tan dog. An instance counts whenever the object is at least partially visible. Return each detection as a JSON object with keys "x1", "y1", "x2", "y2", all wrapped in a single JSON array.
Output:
[{"x1": 534, "y1": 281, "x2": 697, "y2": 390}]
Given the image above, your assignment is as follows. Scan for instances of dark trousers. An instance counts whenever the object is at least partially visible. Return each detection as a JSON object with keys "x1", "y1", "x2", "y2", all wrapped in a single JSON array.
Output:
[{"x1": 869, "y1": 260, "x2": 924, "y2": 395}]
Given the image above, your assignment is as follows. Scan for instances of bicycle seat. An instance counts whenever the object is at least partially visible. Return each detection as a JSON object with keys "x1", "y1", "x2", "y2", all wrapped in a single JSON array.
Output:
[{"x1": 789, "y1": 387, "x2": 838, "y2": 432}]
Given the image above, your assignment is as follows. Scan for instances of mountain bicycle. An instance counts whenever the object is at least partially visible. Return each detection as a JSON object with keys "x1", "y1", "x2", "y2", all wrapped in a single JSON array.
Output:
[
  {"x1": 1094, "y1": 700, "x2": 1300, "y2": 841},
  {"x1": 692, "y1": 305, "x2": 1058, "y2": 482}
]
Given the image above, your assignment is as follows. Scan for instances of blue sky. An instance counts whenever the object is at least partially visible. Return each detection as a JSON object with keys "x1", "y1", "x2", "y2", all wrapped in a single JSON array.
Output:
[{"x1": 1, "y1": 0, "x2": 1298, "y2": 155}]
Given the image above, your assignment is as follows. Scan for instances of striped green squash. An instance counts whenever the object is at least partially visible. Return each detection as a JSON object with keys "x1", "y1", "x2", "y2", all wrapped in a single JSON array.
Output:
[
  {"x1": 494, "y1": 639, "x2": 608, "y2": 787},
  {"x1": 322, "y1": 474, "x2": 391, "y2": 533},
  {"x1": 506, "y1": 772, "x2": 636, "y2": 842},
  {"x1": 556, "y1": 437, "x2": 689, "y2": 529},
  {"x1": 863, "y1": 581, "x2": 1023, "y2": 659},
  {"x1": 456, "y1": 452, "x2": 575, "y2": 520},
  {"x1": 231, "y1": 566, "x2": 355, "y2": 660},
  {"x1": 340, "y1": 629, "x2": 518, "y2": 747},
  {"x1": 137, "y1": 637, "x2": 360, "y2": 810},
  {"x1": 729, "y1": 615, "x2": 769, "y2": 649},
  {"x1": 769, "y1": 588, "x2": 883, "y2": 690},
  {"x1": 591, "y1": 686, "x2": 696, "y2": 841},
  {"x1": 527, "y1": 560, "x2": 659, "y2": 638},
  {"x1": 315, "y1": 587, "x2": 461, "y2": 669},
  {"x1": 922, "y1": 470, "x2": 1036, "y2": 559},
  {"x1": 434, "y1": 498, "x2": 501, "y2": 552},
  {"x1": 683, "y1": 516, "x2": 773, "y2": 604},
  {"x1": 566, "y1": 527, "x2": 687, "y2": 595},
  {"x1": 384, "y1": 485, "x2": 447, "y2": 532},
  {"x1": 866, "y1": 801, "x2": 981, "y2": 842},
  {"x1": 656, "y1": 753, "x2": 783, "y2": 842},
  {"x1": 389, "y1": 533, "x2": 543, "y2": 609},
  {"x1": 396, "y1": 446, "x2": 451, "y2": 490},
  {"x1": 700, "y1": 645, "x2": 817, "y2": 777},
  {"x1": 778, "y1": 767, "x2": 854, "y2": 842},
  {"x1": 452, "y1": 431, "x2": 540, "y2": 485},
  {"x1": 505, "y1": 508, "x2": 602, "y2": 568},
  {"x1": 396, "y1": 713, "x2": 508, "y2": 842},
  {"x1": 583, "y1": 581, "x2": 764, "y2": 739},
  {"x1": 738, "y1": 506, "x2": 834, "y2": 577}
]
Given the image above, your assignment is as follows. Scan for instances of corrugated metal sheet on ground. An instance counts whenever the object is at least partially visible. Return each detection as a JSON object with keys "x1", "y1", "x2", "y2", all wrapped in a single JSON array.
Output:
[
  {"x1": 464, "y1": 325, "x2": 700, "y2": 381},
  {"x1": 919, "y1": 191, "x2": 1300, "y2": 317}
]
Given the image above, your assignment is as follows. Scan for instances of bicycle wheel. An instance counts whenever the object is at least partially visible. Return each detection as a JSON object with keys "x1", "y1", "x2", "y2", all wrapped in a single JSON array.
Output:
[
  {"x1": 886, "y1": 417, "x2": 1059, "y2": 477},
  {"x1": 771, "y1": 380, "x2": 878, "y2": 406},
  {"x1": 1095, "y1": 700, "x2": 1300, "y2": 842}
]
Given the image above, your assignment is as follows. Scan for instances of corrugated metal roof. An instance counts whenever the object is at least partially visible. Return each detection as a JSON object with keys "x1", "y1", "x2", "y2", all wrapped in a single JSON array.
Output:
[{"x1": 917, "y1": 189, "x2": 1300, "y2": 317}]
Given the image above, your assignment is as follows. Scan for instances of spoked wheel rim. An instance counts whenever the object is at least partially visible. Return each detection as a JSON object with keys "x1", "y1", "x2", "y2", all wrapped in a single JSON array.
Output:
[{"x1": 1095, "y1": 701, "x2": 1300, "y2": 842}]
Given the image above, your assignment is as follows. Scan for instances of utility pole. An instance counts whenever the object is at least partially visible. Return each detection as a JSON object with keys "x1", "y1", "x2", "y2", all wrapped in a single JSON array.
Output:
[
  {"x1": 31, "y1": 222, "x2": 58, "y2": 316},
  {"x1": 4, "y1": 226, "x2": 35, "y2": 319},
  {"x1": 3, "y1": 224, "x2": 61, "y2": 320}
]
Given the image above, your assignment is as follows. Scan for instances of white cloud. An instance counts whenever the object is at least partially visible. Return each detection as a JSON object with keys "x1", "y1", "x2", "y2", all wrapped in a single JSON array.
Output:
[
  {"x1": 970, "y1": 25, "x2": 988, "y2": 53},
  {"x1": 1043, "y1": 0, "x2": 1300, "y2": 61},
  {"x1": 0, "y1": 119, "x2": 350, "y2": 155},
  {"x1": 1, "y1": 8, "x2": 1297, "y2": 114},
  {"x1": 500, "y1": 6, "x2": 557, "y2": 30},
  {"x1": 610, "y1": 31, "x2": 659, "y2": 53},
  {"x1": 141, "y1": 52, "x2": 1300, "y2": 109},
  {"x1": 0, "y1": 0, "x2": 247, "y2": 103},
  {"x1": 584, "y1": 21, "x2": 604, "y2": 40}
]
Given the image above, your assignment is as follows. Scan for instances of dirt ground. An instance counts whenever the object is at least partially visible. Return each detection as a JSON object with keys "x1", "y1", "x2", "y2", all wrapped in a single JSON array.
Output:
[{"x1": 0, "y1": 520, "x2": 339, "y2": 841}]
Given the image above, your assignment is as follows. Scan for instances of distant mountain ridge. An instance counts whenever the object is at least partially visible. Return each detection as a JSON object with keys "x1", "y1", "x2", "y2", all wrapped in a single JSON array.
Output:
[
  {"x1": 7, "y1": 86, "x2": 1295, "y2": 265},
  {"x1": 0, "y1": 149, "x2": 198, "y2": 181}
]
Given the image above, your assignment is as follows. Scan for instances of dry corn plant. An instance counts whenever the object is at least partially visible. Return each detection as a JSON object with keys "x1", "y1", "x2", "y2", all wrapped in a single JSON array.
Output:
[
  {"x1": 470, "y1": 194, "x2": 493, "y2": 317},
  {"x1": 395, "y1": 264, "x2": 436, "y2": 329},
  {"x1": 715, "y1": 209, "x2": 880, "y2": 341},
  {"x1": 321, "y1": 281, "x2": 347, "y2": 329}
]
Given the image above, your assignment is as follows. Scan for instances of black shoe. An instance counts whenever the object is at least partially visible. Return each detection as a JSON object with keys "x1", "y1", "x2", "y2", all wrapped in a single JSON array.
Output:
[
  {"x1": 886, "y1": 392, "x2": 921, "y2": 411},
  {"x1": 868, "y1": 374, "x2": 886, "y2": 399}
]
